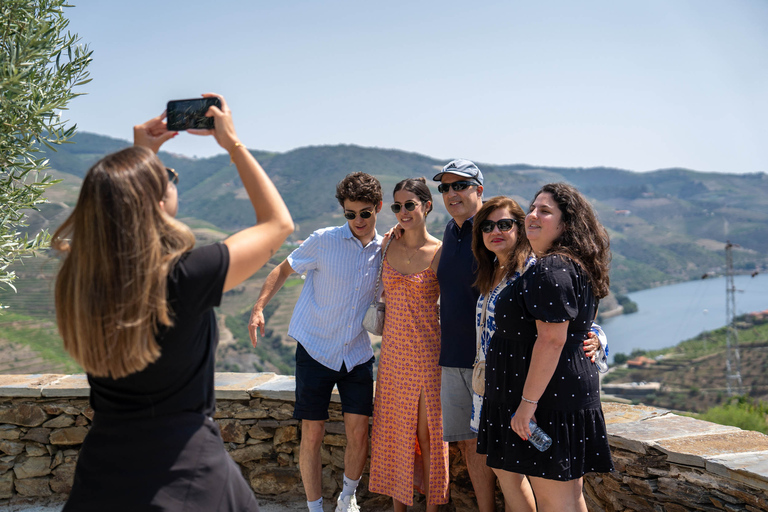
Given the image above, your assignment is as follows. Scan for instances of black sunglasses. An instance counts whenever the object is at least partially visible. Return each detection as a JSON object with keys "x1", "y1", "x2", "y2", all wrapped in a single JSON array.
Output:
[
  {"x1": 344, "y1": 209, "x2": 374, "y2": 220},
  {"x1": 479, "y1": 218, "x2": 517, "y2": 233},
  {"x1": 166, "y1": 167, "x2": 179, "y2": 185},
  {"x1": 437, "y1": 181, "x2": 477, "y2": 194},
  {"x1": 390, "y1": 200, "x2": 420, "y2": 214}
]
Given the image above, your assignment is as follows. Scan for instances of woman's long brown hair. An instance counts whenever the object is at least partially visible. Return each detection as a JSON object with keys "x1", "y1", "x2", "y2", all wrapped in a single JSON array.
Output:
[
  {"x1": 531, "y1": 183, "x2": 611, "y2": 299},
  {"x1": 52, "y1": 146, "x2": 195, "y2": 379},
  {"x1": 472, "y1": 196, "x2": 530, "y2": 296}
]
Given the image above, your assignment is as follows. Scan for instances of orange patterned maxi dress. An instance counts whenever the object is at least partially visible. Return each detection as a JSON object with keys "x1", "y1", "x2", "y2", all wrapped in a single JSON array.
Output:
[{"x1": 369, "y1": 253, "x2": 449, "y2": 505}]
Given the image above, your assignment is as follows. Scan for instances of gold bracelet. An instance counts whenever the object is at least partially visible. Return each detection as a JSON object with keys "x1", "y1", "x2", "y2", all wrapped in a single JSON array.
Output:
[
  {"x1": 521, "y1": 395, "x2": 539, "y2": 405},
  {"x1": 230, "y1": 142, "x2": 245, "y2": 164}
]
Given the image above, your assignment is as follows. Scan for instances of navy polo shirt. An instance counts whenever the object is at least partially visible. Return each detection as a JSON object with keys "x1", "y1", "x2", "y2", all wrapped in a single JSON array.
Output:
[{"x1": 436, "y1": 216, "x2": 479, "y2": 368}]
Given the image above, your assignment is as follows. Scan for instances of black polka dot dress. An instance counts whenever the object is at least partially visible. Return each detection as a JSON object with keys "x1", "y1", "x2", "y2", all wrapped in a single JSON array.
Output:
[{"x1": 476, "y1": 254, "x2": 614, "y2": 480}]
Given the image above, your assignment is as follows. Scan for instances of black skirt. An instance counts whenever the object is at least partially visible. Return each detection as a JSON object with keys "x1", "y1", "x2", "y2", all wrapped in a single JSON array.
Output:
[{"x1": 64, "y1": 412, "x2": 259, "y2": 512}]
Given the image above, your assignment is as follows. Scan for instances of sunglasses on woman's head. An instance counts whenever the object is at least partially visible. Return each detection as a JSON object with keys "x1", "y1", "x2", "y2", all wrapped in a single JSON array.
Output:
[
  {"x1": 437, "y1": 181, "x2": 477, "y2": 194},
  {"x1": 166, "y1": 167, "x2": 179, "y2": 185},
  {"x1": 479, "y1": 218, "x2": 517, "y2": 233},
  {"x1": 390, "y1": 200, "x2": 420, "y2": 214},
  {"x1": 344, "y1": 210, "x2": 374, "y2": 220}
]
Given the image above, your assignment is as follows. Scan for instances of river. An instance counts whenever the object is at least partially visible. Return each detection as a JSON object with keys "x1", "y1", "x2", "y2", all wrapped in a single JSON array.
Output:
[{"x1": 600, "y1": 273, "x2": 768, "y2": 361}]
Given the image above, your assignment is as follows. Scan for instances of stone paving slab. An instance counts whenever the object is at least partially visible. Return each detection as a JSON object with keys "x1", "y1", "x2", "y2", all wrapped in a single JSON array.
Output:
[
  {"x1": 0, "y1": 375, "x2": 66, "y2": 398},
  {"x1": 41, "y1": 375, "x2": 90, "y2": 398},
  {"x1": 602, "y1": 402, "x2": 669, "y2": 425},
  {"x1": 607, "y1": 413, "x2": 741, "y2": 454},
  {"x1": 657, "y1": 429, "x2": 768, "y2": 467},
  {"x1": 215, "y1": 372, "x2": 277, "y2": 400},
  {"x1": 249, "y1": 375, "x2": 300, "y2": 402},
  {"x1": 706, "y1": 451, "x2": 768, "y2": 492}
]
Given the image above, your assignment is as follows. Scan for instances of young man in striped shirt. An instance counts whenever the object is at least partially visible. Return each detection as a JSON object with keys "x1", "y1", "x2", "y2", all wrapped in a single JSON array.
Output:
[{"x1": 248, "y1": 172, "x2": 383, "y2": 512}]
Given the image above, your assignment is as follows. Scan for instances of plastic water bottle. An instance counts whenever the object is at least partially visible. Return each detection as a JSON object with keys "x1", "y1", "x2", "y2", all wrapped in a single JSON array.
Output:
[{"x1": 527, "y1": 420, "x2": 552, "y2": 452}]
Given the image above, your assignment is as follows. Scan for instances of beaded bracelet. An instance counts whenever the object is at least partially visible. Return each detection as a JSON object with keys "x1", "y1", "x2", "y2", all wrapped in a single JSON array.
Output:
[{"x1": 521, "y1": 395, "x2": 539, "y2": 405}]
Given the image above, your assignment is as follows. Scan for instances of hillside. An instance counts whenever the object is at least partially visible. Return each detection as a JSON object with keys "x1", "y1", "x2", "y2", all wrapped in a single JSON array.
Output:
[
  {"x1": 34, "y1": 132, "x2": 768, "y2": 293},
  {"x1": 602, "y1": 313, "x2": 768, "y2": 413},
  {"x1": 2, "y1": 132, "x2": 767, "y2": 380}
]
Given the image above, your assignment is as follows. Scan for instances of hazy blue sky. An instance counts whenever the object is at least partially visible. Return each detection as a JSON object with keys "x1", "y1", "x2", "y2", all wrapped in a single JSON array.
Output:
[{"x1": 65, "y1": 0, "x2": 767, "y2": 174}]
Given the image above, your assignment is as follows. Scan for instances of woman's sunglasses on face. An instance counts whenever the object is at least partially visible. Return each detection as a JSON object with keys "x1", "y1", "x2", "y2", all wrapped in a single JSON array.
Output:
[
  {"x1": 437, "y1": 181, "x2": 477, "y2": 194},
  {"x1": 166, "y1": 167, "x2": 179, "y2": 185},
  {"x1": 344, "y1": 209, "x2": 374, "y2": 220},
  {"x1": 390, "y1": 200, "x2": 420, "y2": 214},
  {"x1": 479, "y1": 218, "x2": 517, "y2": 233}
]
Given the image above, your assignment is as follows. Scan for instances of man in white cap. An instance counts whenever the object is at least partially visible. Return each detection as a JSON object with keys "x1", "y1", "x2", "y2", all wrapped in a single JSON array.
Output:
[{"x1": 432, "y1": 159, "x2": 500, "y2": 511}]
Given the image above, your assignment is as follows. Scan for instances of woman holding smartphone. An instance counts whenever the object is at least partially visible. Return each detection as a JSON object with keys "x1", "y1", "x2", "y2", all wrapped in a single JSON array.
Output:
[
  {"x1": 477, "y1": 183, "x2": 613, "y2": 512},
  {"x1": 54, "y1": 94, "x2": 293, "y2": 511}
]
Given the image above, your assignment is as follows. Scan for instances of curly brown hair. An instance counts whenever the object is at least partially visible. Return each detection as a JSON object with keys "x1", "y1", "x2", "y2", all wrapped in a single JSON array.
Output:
[
  {"x1": 472, "y1": 196, "x2": 530, "y2": 295},
  {"x1": 531, "y1": 183, "x2": 611, "y2": 299},
  {"x1": 335, "y1": 172, "x2": 382, "y2": 207}
]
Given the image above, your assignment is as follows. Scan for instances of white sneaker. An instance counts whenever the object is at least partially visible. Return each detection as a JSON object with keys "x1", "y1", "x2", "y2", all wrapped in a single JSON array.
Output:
[{"x1": 335, "y1": 494, "x2": 360, "y2": 512}]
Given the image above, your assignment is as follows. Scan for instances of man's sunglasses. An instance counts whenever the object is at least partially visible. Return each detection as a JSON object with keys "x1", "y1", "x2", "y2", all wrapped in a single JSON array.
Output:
[
  {"x1": 344, "y1": 210, "x2": 374, "y2": 220},
  {"x1": 390, "y1": 200, "x2": 420, "y2": 214},
  {"x1": 166, "y1": 167, "x2": 179, "y2": 185},
  {"x1": 479, "y1": 218, "x2": 517, "y2": 233},
  {"x1": 437, "y1": 181, "x2": 477, "y2": 194}
]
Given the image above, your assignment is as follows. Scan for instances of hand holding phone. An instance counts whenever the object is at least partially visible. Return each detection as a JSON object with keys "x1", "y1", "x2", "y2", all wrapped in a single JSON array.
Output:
[{"x1": 166, "y1": 97, "x2": 222, "y2": 131}]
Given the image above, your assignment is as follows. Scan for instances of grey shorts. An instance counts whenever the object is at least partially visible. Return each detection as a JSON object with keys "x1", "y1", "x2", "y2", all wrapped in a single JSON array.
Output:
[{"x1": 440, "y1": 366, "x2": 476, "y2": 442}]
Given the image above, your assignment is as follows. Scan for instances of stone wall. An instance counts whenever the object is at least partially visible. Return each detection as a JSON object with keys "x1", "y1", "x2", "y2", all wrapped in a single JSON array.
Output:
[{"x1": 1, "y1": 373, "x2": 767, "y2": 511}]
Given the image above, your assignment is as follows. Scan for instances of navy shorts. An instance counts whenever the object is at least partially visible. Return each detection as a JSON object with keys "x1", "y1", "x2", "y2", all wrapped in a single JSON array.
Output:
[{"x1": 293, "y1": 343, "x2": 374, "y2": 421}]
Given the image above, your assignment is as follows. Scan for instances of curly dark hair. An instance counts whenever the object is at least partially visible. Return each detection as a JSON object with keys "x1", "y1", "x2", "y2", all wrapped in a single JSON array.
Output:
[
  {"x1": 335, "y1": 172, "x2": 382, "y2": 207},
  {"x1": 393, "y1": 177, "x2": 433, "y2": 216},
  {"x1": 531, "y1": 183, "x2": 611, "y2": 299},
  {"x1": 472, "y1": 196, "x2": 530, "y2": 295}
]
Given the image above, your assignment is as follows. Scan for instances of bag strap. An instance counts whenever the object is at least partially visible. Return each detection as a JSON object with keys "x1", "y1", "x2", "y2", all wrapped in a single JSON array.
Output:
[
  {"x1": 371, "y1": 236, "x2": 394, "y2": 304},
  {"x1": 474, "y1": 294, "x2": 490, "y2": 366}
]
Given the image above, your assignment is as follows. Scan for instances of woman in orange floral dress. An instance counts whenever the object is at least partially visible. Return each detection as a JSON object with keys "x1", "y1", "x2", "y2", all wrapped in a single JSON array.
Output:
[{"x1": 369, "y1": 178, "x2": 449, "y2": 511}]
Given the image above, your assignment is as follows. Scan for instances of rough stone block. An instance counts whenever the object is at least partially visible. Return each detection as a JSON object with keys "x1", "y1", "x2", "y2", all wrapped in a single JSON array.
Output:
[
  {"x1": 50, "y1": 461, "x2": 76, "y2": 494},
  {"x1": 14, "y1": 476, "x2": 52, "y2": 497},
  {"x1": 25, "y1": 443, "x2": 48, "y2": 457},
  {"x1": 323, "y1": 434, "x2": 346, "y2": 447},
  {"x1": 0, "y1": 426, "x2": 20, "y2": 440},
  {"x1": 0, "y1": 440, "x2": 24, "y2": 456},
  {"x1": 229, "y1": 443, "x2": 273, "y2": 463},
  {"x1": 0, "y1": 404, "x2": 47, "y2": 427},
  {"x1": 249, "y1": 465, "x2": 300, "y2": 495},
  {"x1": 274, "y1": 426, "x2": 297, "y2": 445},
  {"x1": 325, "y1": 422, "x2": 346, "y2": 435},
  {"x1": 0, "y1": 471, "x2": 13, "y2": 499},
  {"x1": 43, "y1": 414, "x2": 75, "y2": 429},
  {"x1": 247, "y1": 425, "x2": 273, "y2": 441},
  {"x1": 49, "y1": 426, "x2": 87, "y2": 445},
  {"x1": 21, "y1": 428, "x2": 51, "y2": 444},
  {"x1": 276, "y1": 452, "x2": 292, "y2": 466},
  {"x1": 217, "y1": 419, "x2": 247, "y2": 444},
  {"x1": 14, "y1": 456, "x2": 52, "y2": 479},
  {"x1": 275, "y1": 442, "x2": 295, "y2": 454},
  {"x1": 624, "y1": 475, "x2": 658, "y2": 496},
  {"x1": 330, "y1": 446, "x2": 344, "y2": 469},
  {"x1": 268, "y1": 404, "x2": 294, "y2": 421}
]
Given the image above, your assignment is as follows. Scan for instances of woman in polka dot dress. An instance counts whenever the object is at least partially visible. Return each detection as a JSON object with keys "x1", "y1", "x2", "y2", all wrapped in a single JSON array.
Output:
[
  {"x1": 477, "y1": 183, "x2": 614, "y2": 511},
  {"x1": 369, "y1": 178, "x2": 448, "y2": 511}
]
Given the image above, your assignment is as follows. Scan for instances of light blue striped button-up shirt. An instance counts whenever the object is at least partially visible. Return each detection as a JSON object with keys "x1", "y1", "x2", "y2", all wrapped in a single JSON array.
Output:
[{"x1": 287, "y1": 223, "x2": 383, "y2": 372}]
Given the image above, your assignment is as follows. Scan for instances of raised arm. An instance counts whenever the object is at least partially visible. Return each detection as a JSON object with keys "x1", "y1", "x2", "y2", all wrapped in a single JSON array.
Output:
[
  {"x1": 191, "y1": 94, "x2": 294, "y2": 292},
  {"x1": 248, "y1": 259, "x2": 296, "y2": 346}
]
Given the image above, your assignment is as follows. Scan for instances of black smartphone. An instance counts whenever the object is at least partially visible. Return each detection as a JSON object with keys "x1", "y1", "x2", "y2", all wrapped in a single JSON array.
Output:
[{"x1": 166, "y1": 97, "x2": 221, "y2": 131}]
